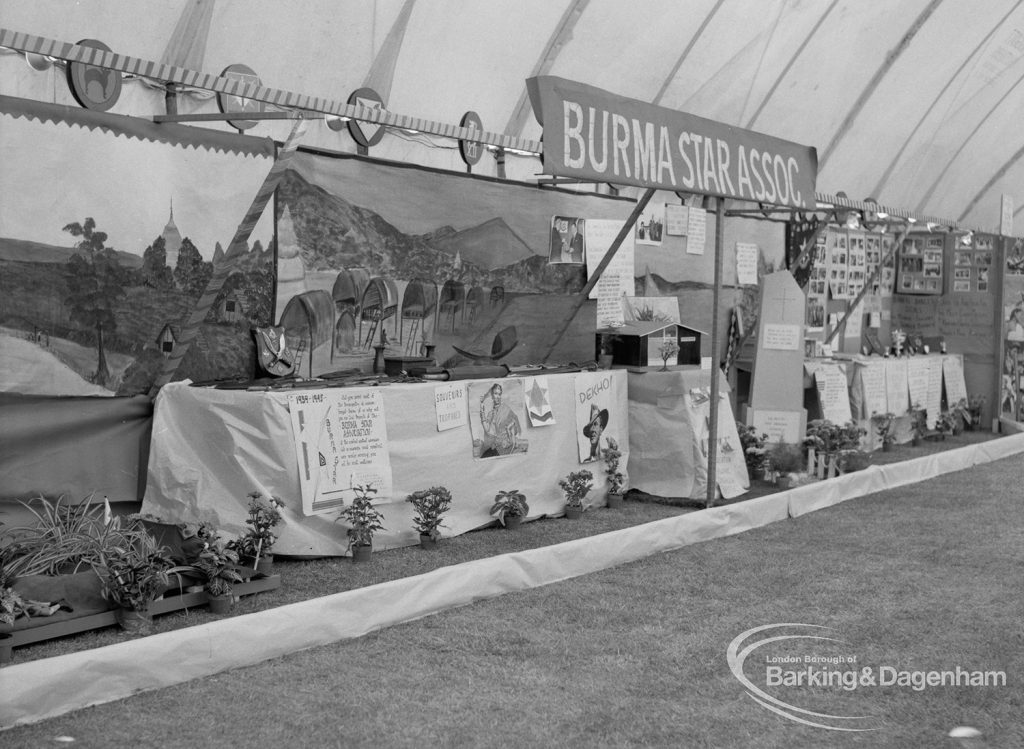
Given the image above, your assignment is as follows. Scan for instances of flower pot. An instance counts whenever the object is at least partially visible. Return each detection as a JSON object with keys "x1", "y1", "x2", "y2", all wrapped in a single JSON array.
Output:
[
  {"x1": 0, "y1": 633, "x2": 13, "y2": 665},
  {"x1": 598, "y1": 354, "x2": 614, "y2": 370},
  {"x1": 882, "y1": 442, "x2": 891, "y2": 452},
  {"x1": 419, "y1": 533, "x2": 439, "y2": 549},
  {"x1": 352, "y1": 543, "x2": 373, "y2": 563},
  {"x1": 207, "y1": 594, "x2": 232, "y2": 616},
  {"x1": 239, "y1": 554, "x2": 273, "y2": 577},
  {"x1": 504, "y1": 515, "x2": 523, "y2": 530},
  {"x1": 606, "y1": 492, "x2": 624, "y2": 509},
  {"x1": 115, "y1": 606, "x2": 154, "y2": 634},
  {"x1": 565, "y1": 505, "x2": 584, "y2": 520},
  {"x1": 912, "y1": 434, "x2": 922, "y2": 447},
  {"x1": 777, "y1": 475, "x2": 793, "y2": 490}
]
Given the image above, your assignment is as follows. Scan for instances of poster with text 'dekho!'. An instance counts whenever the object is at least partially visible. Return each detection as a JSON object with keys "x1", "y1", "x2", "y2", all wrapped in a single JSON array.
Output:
[
  {"x1": 575, "y1": 371, "x2": 621, "y2": 464},
  {"x1": 288, "y1": 390, "x2": 392, "y2": 516}
]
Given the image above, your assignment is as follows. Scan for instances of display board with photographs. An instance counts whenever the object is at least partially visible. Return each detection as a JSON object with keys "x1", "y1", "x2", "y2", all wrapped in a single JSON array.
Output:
[
  {"x1": 952, "y1": 232, "x2": 995, "y2": 293},
  {"x1": 896, "y1": 233, "x2": 944, "y2": 295}
]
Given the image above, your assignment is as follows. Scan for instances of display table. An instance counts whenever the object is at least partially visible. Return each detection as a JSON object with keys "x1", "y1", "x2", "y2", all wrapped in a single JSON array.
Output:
[
  {"x1": 142, "y1": 371, "x2": 629, "y2": 556},
  {"x1": 625, "y1": 367, "x2": 748, "y2": 500}
]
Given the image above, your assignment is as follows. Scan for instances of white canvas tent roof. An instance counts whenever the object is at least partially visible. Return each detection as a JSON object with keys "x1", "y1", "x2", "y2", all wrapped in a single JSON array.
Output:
[{"x1": 3, "y1": 0, "x2": 1024, "y2": 231}]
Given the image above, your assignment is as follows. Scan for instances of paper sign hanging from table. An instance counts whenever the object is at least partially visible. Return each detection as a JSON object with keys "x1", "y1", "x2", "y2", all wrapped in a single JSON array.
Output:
[
  {"x1": 525, "y1": 376, "x2": 555, "y2": 426},
  {"x1": 814, "y1": 363, "x2": 852, "y2": 424},
  {"x1": 469, "y1": 379, "x2": 529, "y2": 459},
  {"x1": 575, "y1": 371, "x2": 620, "y2": 463},
  {"x1": 288, "y1": 390, "x2": 392, "y2": 516},
  {"x1": 434, "y1": 382, "x2": 468, "y2": 432}
]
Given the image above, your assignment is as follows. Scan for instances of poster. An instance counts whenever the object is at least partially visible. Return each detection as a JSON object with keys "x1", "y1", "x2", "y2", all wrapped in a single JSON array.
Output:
[
  {"x1": 906, "y1": 357, "x2": 930, "y2": 415},
  {"x1": 585, "y1": 218, "x2": 635, "y2": 302},
  {"x1": 942, "y1": 355, "x2": 968, "y2": 405},
  {"x1": 846, "y1": 231, "x2": 866, "y2": 298},
  {"x1": 897, "y1": 234, "x2": 943, "y2": 295},
  {"x1": 828, "y1": 229, "x2": 849, "y2": 299},
  {"x1": 469, "y1": 379, "x2": 529, "y2": 459},
  {"x1": 549, "y1": 215, "x2": 586, "y2": 264},
  {"x1": 924, "y1": 356, "x2": 944, "y2": 428},
  {"x1": 859, "y1": 361, "x2": 887, "y2": 417},
  {"x1": 635, "y1": 204, "x2": 665, "y2": 246},
  {"x1": 884, "y1": 358, "x2": 910, "y2": 417},
  {"x1": 814, "y1": 364, "x2": 852, "y2": 424},
  {"x1": 666, "y1": 204, "x2": 688, "y2": 236},
  {"x1": 574, "y1": 371, "x2": 620, "y2": 463},
  {"x1": 735, "y1": 243, "x2": 760, "y2": 285},
  {"x1": 524, "y1": 376, "x2": 555, "y2": 426},
  {"x1": 686, "y1": 207, "x2": 706, "y2": 254},
  {"x1": 288, "y1": 390, "x2": 392, "y2": 516}
]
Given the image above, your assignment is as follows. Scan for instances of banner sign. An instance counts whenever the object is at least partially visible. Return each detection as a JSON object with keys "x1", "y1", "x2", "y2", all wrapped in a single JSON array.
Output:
[{"x1": 527, "y1": 76, "x2": 817, "y2": 208}]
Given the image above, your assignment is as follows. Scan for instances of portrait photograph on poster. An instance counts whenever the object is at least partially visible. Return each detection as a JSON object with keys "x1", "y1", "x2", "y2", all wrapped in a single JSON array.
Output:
[
  {"x1": 549, "y1": 215, "x2": 586, "y2": 264},
  {"x1": 469, "y1": 379, "x2": 529, "y2": 459}
]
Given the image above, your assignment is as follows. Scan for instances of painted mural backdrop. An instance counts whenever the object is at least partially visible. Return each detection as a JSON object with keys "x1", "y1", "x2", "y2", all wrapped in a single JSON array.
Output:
[
  {"x1": 0, "y1": 114, "x2": 275, "y2": 396},
  {"x1": 274, "y1": 151, "x2": 778, "y2": 375}
]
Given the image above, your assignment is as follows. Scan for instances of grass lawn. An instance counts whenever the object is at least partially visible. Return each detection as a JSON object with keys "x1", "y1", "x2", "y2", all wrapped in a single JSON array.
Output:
[{"x1": 2, "y1": 430, "x2": 1021, "y2": 748}]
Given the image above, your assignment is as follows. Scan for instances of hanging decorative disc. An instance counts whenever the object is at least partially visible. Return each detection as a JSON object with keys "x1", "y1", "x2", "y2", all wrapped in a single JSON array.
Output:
[
  {"x1": 459, "y1": 111, "x2": 484, "y2": 166},
  {"x1": 66, "y1": 39, "x2": 122, "y2": 112},
  {"x1": 217, "y1": 64, "x2": 266, "y2": 131},
  {"x1": 346, "y1": 87, "x2": 386, "y2": 148}
]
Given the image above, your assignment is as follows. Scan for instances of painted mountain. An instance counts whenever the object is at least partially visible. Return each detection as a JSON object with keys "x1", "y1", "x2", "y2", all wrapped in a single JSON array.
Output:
[{"x1": 278, "y1": 169, "x2": 586, "y2": 294}]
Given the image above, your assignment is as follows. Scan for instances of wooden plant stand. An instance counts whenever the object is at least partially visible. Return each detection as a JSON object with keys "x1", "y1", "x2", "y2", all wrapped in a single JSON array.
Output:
[{"x1": 3, "y1": 574, "x2": 281, "y2": 649}]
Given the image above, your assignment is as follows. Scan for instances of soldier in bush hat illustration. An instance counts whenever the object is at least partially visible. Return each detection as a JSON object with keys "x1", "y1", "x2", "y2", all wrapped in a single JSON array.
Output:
[{"x1": 582, "y1": 403, "x2": 609, "y2": 461}]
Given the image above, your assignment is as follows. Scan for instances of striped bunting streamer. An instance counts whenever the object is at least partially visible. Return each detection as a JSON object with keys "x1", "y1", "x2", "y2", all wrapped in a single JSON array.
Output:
[
  {"x1": 148, "y1": 117, "x2": 308, "y2": 395},
  {"x1": 0, "y1": 28, "x2": 541, "y2": 155}
]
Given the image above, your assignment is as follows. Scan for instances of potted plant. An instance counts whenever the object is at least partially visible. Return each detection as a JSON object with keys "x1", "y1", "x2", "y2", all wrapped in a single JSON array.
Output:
[
  {"x1": 406, "y1": 486, "x2": 453, "y2": 548},
  {"x1": 837, "y1": 449, "x2": 871, "y2": 473},
  {"x1": 191, "y1": 525, "x2": 244, "y2": 616},
  {"x1": 965, "y1": 394, "x2": 986, "y2": 430},
  {"x1": 93, "y1": 528, "x2": 176, "y2": 633},
  {"x1": 736, "y1": 423, "x2": 769, "y2": 480},
  {"x1": 559, "y1": 469, "x2": 594, "y2": 519},
  {"x1": 766, "y1": 442, "x2": 804, "y2": 489},
  {"x1": 871, "y1": 411, "x2": 897, "y2": 452},
  {"x1": 909, "y1": 403, "x2": 927, "y2": 446},
  {"x1": 337, "y1": 485, "x2": 385, "y2": 563},
  {"x1": 936, "y1": 410, "x2": 957, "y2": 439},
  {"x1": 601, "y1": 437, "x2": 626, "y2": 508},
  {"x1": 228, "y1": 492, "x2": 284, "y2": 576},
  {"x1": 490, "y1": 489, "x2": 529, "y2": 529}
]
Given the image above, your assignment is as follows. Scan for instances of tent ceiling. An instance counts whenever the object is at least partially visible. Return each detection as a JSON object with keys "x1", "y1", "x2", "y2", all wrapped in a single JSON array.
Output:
[{"x1": 4, "y1": 0, "x2": 1024, "y2": 232}]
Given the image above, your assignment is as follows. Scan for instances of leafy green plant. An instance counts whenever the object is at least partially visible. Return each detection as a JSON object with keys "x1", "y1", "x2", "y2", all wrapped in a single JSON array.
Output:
[
  {"x1": 490, "y1": 490, "x2": 529, "y2": 526},
  {"x1": 191, "y1": 527, "x2": 243, "y2": 598},
  {"x1": 0, "y1": 583, "x2": 29, "y2": 627},
  {"x1": 803, "y1": 419, "x2": 865, "y2": 456},
  {"x1": 767, "y1": 442, "x2": 805, "y2": 475},
  {"x1": 337, "y1": 485, "x2": 386, "y2": 549},
  {"x1": 936, "y1": 410, "x2": 958, "y2": 435},
  {"x1": 601, "y1": 438, "x2": 626, "y2": 494},
  {"x1": 559, "y1": 469, "x2": 594, "y2": 509},
  {"x1": 736, "y1": 423, "x2": 769, "y2": 474},
  {"x1": 406, "y1": 486, "x2": 453, "y2": 540},
  {"x1": 228, "y1": 492, "x2": 284, "y2": 561},
  {"x1": 871, "y1": 412, "x2": 897, "y2": 447},
  {"x1": 94, "y1": 530, "x2": 176, "y2": 612},
  {"x1": 838, "y1": 449, "x2": 871, "y2": 473},
  {"x1": 1, "y1": 494, "x2": 133, "y2": 577}
]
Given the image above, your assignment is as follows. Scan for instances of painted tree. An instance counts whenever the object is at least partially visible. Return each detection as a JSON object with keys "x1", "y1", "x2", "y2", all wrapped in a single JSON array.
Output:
[
  {"x1": 141, "y1": 235, "x2": 174, "y2": 289},
  {"x1": 62, "y1": 217, "x2": 127, "y2": 386},
  {"x1": 173, "y1": 237, "x2": 212, "y2": 296}
]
